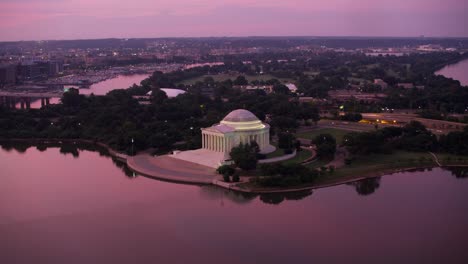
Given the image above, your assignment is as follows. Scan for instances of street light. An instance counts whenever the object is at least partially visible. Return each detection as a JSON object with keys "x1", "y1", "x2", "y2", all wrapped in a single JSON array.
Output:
[{"x1": 131, "y1": 138, "x2": 134, "y2": 156}]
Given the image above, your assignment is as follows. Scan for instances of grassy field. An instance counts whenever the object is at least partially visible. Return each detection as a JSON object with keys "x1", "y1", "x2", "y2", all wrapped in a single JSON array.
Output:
[
  {"x1": 177, "y1": 74, "x2": 293, "y2": 85},
  {"x1": 264, "y1": 143, "x2": 284, "y2": 159},
  {"x1": 305, "y1": 157, "x2": 332, "y2": 170},
  {"x1": 296, "y1": 128, "x2": 351, "y2": 144},
  {"x1": 434, "y1": 153, "x2": 468, "y2": 166},
  {"x1": 317, "y1": 151, "x2": 436, "y2": 184},
  {"x1": 281, "y1": 149, "x2": 313, "y2": 165}
]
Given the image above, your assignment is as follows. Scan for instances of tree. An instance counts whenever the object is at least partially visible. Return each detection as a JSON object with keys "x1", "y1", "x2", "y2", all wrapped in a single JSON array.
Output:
[
  {"x1": 271, "y1": 116, "x2": 298, "y2": 131},
  {"x1": 341, "y1": 112, "x2": 362, "y2": 122},
  {"x1": 272, "y1": 84, "x2": 290, "y2": 95},
  {"x1": 216, "y1": 165, "x2": 235, "y2": 177},
  {"x1": 312, "y1": 133, "x2": 337, "y2": 159},
  {"x1": 229, "y1": 143, "x2": 258, "y2": 170},
  {"x1": 151, "y1": 88, "x2": 168, "y2": 104},
  {"x1": 61, "y1": 88, "x2": 85, "y2": 108},
  {"x1": 278, "y1": 132, "x2": 295, "y2": 150},
  {"x1": 233, "y1": 75, "x2": 248, "y2": 86},
  {"x1": 299, "y1": 103, "x2": 320, "y2": 125}
]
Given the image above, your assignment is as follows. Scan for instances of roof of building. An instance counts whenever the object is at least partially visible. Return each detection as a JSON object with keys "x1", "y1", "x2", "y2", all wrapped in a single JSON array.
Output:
[
  {"x1": 204, "y1": 124, "x2": 236, "y2": 133},
  {"x1": 222, "y1": 109, "x2": 259, "y2": 122}
]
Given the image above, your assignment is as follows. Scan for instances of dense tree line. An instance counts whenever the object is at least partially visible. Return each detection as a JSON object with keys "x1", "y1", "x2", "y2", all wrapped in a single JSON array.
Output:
[{"x1": 343, "y1": 121, "x2": 467, "y2": 155}]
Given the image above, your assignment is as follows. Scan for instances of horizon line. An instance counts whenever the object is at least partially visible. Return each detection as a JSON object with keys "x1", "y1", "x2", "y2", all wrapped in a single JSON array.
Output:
[{"x1": 2, "y1": 35, "x2": 468, "y2": 43}]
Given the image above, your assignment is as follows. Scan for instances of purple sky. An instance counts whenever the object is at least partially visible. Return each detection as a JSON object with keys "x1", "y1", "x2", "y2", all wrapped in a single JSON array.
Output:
[{"x1": 0, "y1": 0, "x2": 467, "y2": 41}]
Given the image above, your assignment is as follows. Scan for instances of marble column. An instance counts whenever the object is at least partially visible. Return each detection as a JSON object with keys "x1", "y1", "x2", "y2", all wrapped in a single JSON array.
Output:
[
  {"x1": 213, "y1": 135, "x2": 216, "y2": 152},
  {"x1": 209, "y1": 135, "x2": 213, "y2": 151}
]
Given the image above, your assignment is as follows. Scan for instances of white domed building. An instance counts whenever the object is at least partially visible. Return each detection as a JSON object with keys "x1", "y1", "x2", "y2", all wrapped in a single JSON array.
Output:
[
  {"x1": 202, "y1": 109, "x2": 274, "y2": 156},
  {"x1": 171, "y1": 109, "x2": 275, "y2": 168}
]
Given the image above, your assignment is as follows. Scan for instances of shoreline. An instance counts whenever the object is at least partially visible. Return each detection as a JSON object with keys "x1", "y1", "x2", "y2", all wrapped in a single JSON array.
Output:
[
  {"x1": 433, "y1": 56, "x2": 468, "y2": 76},
  {"x1": 1, "y1": 138, "x2": 467, "y2": 194}
]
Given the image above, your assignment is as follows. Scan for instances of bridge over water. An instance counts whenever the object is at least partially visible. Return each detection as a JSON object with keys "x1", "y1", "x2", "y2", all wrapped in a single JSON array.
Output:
[{"x1": 0, "y1": 91, "x2": 63, "y2": 109}]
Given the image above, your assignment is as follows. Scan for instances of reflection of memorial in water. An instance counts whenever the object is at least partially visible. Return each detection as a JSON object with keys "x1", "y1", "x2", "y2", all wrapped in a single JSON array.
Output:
[{"x1": 199, "y1": 185, "x2": 257, "y2": 205}]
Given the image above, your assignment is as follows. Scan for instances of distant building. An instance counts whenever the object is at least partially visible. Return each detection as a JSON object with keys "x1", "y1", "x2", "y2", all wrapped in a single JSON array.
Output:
[
  {"x1": 18, "y1": 60, "x2": 63, "y2": 80},
  {"x1": 19, "y1": 61, "x2": 41, "y2": 80},
  {"x1": 236, "y1": 85, "x2": 273, "y2": 93},
  {"x1": 48, "y1": 60, "x2": 64, "y2": 77},
  {"x1": 0, "y1": 64, "x2": 16, "y2": 85},
  {"x1": 285, "y1": 83, "x2": 298, "y2": 93},
  {"x1": 374, "y1": 79, "x2": 388, "y2": 89},
  {"x1": 328, "y1": 90, "x2": 386, "y2": 103}
]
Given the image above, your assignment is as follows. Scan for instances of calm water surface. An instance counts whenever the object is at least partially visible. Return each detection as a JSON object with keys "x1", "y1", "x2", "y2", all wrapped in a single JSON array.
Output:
[
  {"x1": 436, "y1": 59, "x2": 468, "y2": 86},
  {"x1": 1, "y1": 144, "x2": 467, "y2": 264},
  {"x1": 20, "y1": 74, "x2": 150, "y2": 109},
  {"x1": 80, "y1": 74, "x2": 150, "y2": 95}
]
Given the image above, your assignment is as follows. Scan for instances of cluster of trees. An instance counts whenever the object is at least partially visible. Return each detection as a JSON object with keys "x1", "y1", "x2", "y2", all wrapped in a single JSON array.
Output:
[
  {"x1": 439, "y1": 126, "x2": 468, "y2": 155},
  {"x1": 343, "y1": 121, "x2": 468, "y2": 155},
  {"x1": 216, "y1": 165, "x2": 240, "y2": 182},
  {"x1": 256, "y1": 163, "x2": 319, "y2": 187},
  {"x1": 229, "y1": 142, "x2": 259, "y2": 171},
  {"x1": 277, "y1": 132, "x2": 300, "y2": 154},
  {"x1": 312, "y1": 134, "x2": 337, "y2": 159},
  {"x1": 340, "y1": 112, "x2": 363, "y2": 122}
]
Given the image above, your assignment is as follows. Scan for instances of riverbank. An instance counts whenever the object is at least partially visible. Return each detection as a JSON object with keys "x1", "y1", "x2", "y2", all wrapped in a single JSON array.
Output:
[
  {"x1": 2, "y1": 139, "x2": 467, "y2": 194},
  {"x1": 435, "y1": 57, "x2": 468, "y2": 86},
  {"x1": 433, "y1": 54, "x2": 468, "y2": 74}
]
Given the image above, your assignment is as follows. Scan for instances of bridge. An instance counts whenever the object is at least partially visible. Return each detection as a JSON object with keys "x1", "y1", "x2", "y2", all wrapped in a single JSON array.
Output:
[{"x1": 0, "y1": 91, "x2": 63, "y2": 109}]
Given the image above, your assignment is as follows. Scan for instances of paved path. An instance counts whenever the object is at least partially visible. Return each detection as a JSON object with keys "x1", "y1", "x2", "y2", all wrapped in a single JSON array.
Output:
[
  {"x1": 258, "y1": 150, "x2": 297, "y2": 163},
  {"x1": 429, "y1": 152, "x2": 442, "y2": 166},
  {"x1": 127, "y1": 154, "x2": 217, "y2": 184}
]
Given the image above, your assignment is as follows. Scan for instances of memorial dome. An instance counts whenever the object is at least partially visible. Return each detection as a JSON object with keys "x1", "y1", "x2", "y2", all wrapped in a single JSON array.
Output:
[
  {"x1": 220, "y1": 109, "x2": 265, "y2": 130},
  {"x1": 221, "y1": 109, "x2": 260, "y2": 122}
]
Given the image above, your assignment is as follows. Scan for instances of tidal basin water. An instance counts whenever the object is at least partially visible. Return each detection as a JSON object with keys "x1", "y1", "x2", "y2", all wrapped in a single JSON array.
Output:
[
  {"x1": 79, "y1": 74, "x2": 150, "y2": 96},
  {"x1": 23, "y1": 74, "x2": 150, "y2": 109},
  {"x1": 436, "y1": 59, "x2": 468, "y2": 86},
  {"x1": 1, "y1": 144, "x2": 467, "y2": 264}
]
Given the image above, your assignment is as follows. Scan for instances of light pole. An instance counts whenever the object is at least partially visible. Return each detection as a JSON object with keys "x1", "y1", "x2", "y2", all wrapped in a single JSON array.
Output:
[{"x1": 131, "y1": 138, "x2": 134, "y2": 156}]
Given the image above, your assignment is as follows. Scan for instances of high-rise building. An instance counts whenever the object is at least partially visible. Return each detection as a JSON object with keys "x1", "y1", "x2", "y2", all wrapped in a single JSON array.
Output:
[
  {"x1": 19, "y1": 61, "x2": 41, "y2": 80},
  {"x1": 0, "y1": 64, "x2": 17, "y2": 86}
]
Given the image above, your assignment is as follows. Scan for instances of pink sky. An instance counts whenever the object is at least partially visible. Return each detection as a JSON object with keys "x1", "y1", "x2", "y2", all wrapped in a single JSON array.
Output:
[{"x1": 0, "y1": 0, "x2": 467, "y2": 41}]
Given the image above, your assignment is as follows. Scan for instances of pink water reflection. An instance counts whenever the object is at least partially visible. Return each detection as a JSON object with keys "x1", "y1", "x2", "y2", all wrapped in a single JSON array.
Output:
[
  {"x1": 436, "y1": 59, "x2": 468, "y2": 86},
  {"x1": 79, "y1": 74, "x2": 149, "y2": 95},
  {"x1": 1, "y1": 145, "x2": 467, "y2": 263}
]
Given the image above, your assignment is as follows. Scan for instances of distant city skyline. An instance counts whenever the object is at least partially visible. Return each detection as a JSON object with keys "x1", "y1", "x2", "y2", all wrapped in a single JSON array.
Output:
[{"x1": 0, "y1": 0, "x2": 467, "y2": 41}]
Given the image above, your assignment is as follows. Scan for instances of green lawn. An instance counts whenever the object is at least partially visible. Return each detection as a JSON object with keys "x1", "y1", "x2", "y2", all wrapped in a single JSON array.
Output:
[
  {"x1": 434, "y1": 153, "x2": 468, "y2": 166},
  {"x1": 304, "y1": 157, "x2": 332, "y2": 170},
  {"x1": 264, "y1": 143, "x2": 284, "y2": 159},
  {"x1": 178, "y1": 74, "x2": 293, "y2": 85},
  {"x1": 296, "y1": 128, "x2": 350, "y2": 144},
  {"x1": 318, "y1": 151, "x2": 436, "y2": 183},
  {"x1": 281, "y1": 149, "x2": 313, "y2": 165}
]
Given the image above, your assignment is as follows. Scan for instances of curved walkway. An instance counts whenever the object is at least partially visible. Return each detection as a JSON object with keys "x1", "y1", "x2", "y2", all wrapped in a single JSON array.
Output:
[
  {"x1": 258, "y1": 150, "x2": 297, "y2": 163},
  {"x1": 127, "y1": 154, "x2": 217, "y2": 184},
  {"x1": 429, "y1": 152, "x2": 442, "y2": 166}
]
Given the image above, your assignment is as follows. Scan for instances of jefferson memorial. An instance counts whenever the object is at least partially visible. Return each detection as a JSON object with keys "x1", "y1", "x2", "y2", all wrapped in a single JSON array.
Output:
[{"x1": 172, "y1": 109, "x2": 275, "y2": 168}]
